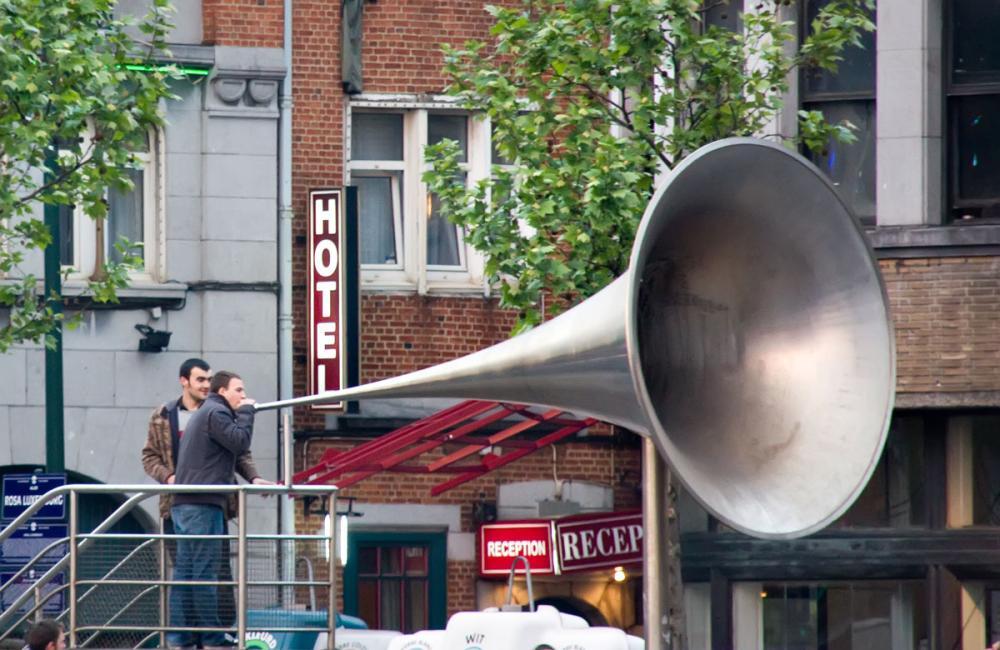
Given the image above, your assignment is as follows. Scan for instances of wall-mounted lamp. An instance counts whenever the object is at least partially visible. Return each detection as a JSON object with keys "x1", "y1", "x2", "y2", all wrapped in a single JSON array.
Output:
[
  {"x1": 135, "y1": 324, "x2": 172, "y2": 353},
  {"x1": 303, "y1": 493, "x2": 363, "y2": 519},
  {"x1": 612, "y1": 566, "x2": 627, "y2": 583}
]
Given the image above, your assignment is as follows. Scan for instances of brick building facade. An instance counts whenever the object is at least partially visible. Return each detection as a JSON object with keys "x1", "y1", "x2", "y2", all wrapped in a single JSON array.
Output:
[
  {"x1": 2, "y1": 0, "x2": 985, "y2": 646},
  {"x1": 281, "y1": 0, "x2": 651, "y2": 637},
  {"x1": 274, "y1": 1, "x2": 1000, "y2": 648}
]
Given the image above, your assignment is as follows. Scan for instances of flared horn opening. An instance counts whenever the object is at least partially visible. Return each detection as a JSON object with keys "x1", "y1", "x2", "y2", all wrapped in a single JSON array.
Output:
[{"x1": 626, "y1": 138, "x2": 895, "y2": 539}]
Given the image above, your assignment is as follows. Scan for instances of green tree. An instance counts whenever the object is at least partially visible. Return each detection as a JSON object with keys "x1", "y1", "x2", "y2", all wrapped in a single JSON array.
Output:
[
  {"x1": 0, "y1": 0, "x2": 177, "y2": 352},
  {"x1": 425, "y1": 0, "x2": 874, "y2": 333}
]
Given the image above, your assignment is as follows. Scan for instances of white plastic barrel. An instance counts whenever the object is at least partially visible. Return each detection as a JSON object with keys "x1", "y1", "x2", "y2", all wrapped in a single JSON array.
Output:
[
  {"x1": 313, "y1": 628, "x2": 403, "y2": 650},
  {"x1": 384, "y1": 605, "x2": 644, "y2": 650}
]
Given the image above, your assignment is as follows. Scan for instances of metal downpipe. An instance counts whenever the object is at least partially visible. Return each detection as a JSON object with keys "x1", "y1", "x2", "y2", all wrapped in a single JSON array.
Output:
[{"x1": 278, "y1": 0, "x2": 297, "y2": 602}]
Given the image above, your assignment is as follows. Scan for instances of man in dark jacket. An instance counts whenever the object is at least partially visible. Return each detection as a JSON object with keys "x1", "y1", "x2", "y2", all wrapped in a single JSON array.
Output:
[
  {"x1": 142, "y1": 358, "x2": 266, "y2": 629},
  {"x1": 167, "y1": 370, "x2": 256, "y2": 650}
]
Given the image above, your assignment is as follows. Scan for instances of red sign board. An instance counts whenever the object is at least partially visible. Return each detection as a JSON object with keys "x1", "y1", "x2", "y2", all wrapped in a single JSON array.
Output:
[
  {"x1": 308, "y1": 189, "x2": 347, "y2": 410},
  {"x1": 555, "y1": 511, "x2": 643, "y2": 573},
  {"x1": 479, "y1": 521, "x2": 555, "y2": 576}
]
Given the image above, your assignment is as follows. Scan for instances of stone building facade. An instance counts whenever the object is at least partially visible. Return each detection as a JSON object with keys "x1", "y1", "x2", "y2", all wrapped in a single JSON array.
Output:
[{"x1": 0, "y1": 2, "x2": 284, "y2": 531}]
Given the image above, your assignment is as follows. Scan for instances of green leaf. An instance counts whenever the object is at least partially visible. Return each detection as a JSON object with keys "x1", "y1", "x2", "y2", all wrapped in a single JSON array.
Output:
[
  {"x1": 424, "y1": 0, "x2": 872, "y2": 333},
  {"x1": 0, "y1": 0, "x2": 176, "y2": 349}
]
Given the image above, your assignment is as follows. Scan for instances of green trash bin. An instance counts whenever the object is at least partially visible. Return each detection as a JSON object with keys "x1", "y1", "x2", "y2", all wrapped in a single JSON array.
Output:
[{"x1": 246, "y1": 609, "x2": 367, "y2": 650}]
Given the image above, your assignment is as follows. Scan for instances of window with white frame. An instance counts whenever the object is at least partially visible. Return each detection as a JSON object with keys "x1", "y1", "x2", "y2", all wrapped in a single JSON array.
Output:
[
  {"x1": 59, "y1": 127, "x2": 163, "y2": 281},
  {"x1": 348, "y1": 103, "x2": 487, "y2": 292}
]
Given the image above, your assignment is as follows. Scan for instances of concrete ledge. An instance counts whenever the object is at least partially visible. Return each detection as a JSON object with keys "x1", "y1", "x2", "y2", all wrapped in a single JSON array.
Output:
[
  {"x1": 870, "y1": 223, "x2": 1000, "y2": 257},
  {"x1": 894, "y1": 391, "x2": 1000, "y2": 409}
]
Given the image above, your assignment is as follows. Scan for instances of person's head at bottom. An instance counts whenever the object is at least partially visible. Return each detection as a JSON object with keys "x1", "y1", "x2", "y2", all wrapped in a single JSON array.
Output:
[{"x1": 26, "y1": 620, "x2": 65, "y2": 650}]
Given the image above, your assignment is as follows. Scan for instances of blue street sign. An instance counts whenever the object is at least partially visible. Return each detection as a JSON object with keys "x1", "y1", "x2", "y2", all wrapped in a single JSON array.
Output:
[
  {"x1": 0, "y1": 522, "x2": 67, "y2": 565},
  {"x1": 0, "y1": 570, "x2": 65, "y2": 616},
  {"x1": 1, "y1": 473, "x2": 66, "y2": 521}
]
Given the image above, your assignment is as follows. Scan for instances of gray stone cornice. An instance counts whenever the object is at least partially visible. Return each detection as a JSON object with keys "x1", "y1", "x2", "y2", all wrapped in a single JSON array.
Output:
[
  {"x1": 869, "y1": 223, "x2": 1000, "y2": 257},
  {"x1": 164, "y1": 44, "x2": 215, "y2": 68}
]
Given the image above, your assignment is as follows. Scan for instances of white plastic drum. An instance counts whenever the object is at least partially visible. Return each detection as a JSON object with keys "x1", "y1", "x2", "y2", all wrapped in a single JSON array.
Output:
[{"x1": 384, "y1": 605, "x2": 644, "y2": 650}]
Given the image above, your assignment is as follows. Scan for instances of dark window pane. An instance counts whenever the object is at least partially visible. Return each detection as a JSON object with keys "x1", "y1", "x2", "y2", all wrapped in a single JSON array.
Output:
[
  {"x1": 704, "y1": 0, "x2": 740, "y2": 32},
  {"x1": 990, "y1": 589, "x2": 1000, "y2": 645},
  {"x1": 491, "y1": 123, "x2": 511, "y2": 166},
  {"x1": 404, "y1": 546, "x2": 427, "y2": 576},
  {"x1": 107, "y1": 167, "x2": 144, "y2": 264},
  {"x1": 972, "y1": 415, "x2": 1000, "y2": 525},
  {"x1": 887, "y1": 418, "x2": 926, "y2": 527},
  {"x1": 428, "y1": 173, "x2": 464, "y2": 267},
  {"x1": 428, "y1": 114, "x2": 468, "y2": 162},
  {"x1": 778, "y1": 585, "x2": 817, "y2": 650},
  {"x1": 803, "y1": 0, "x2": 875, "y2": 97},
  {"x1": 58, "y1": 204, "x2": 75, "y2": 267},
  {"x1": 352, "y1": 113, "x2": 404, "y2": 161},
  {"x1": 358, "y1": 579, "x2": 378, "y2": 625},
  {"x1": 355, "y1": 174, "x2": 401, "y2": 265},
  {"x1": 358, "y1": 546, "x2": 378, "y2": 575},
  {"x1": 953, "y1": 94, "x2": 1000, "y2": 207},
  {"x1": 833, "y1": 416, "x2": 925, "y2": 528},
  {"x1": 380, "y1": 547, "x2": 402, "y2": 576},
  {"x1": 840, "y1": 452, "x2": 888, "y2": 527},
  {"x1": 952, "y1": 0, "x2": 1000, "y2": 84},
  {"x1": 762, "y1": 582, "x2": 926, "y2": 650},
  {"x1": 380, "y1": 580, "x2": 402, "y2": 631},
  {"x1": 405, "y1": 579, "x2": 428, "y2": 633},
  {"x1": 804, "y1": 100, "x2": 876, "y2": 221}
]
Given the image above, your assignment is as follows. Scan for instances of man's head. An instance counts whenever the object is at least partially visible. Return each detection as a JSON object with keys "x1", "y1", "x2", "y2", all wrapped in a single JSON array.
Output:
[
  {"x1": 26, "y1": 619, "x2": 65, "y2": 650},
  {"x1": 179, "y1": 358, "x2": 211, "y2": 405},
  {"x1": 210, "y1": 370, "x2": 245, "y2": 410}
]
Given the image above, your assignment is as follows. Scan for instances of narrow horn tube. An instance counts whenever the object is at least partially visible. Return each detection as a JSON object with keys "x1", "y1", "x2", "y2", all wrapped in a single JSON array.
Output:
[{"x1": 256, "y1": 276, "x2": 651, "y2": 434}]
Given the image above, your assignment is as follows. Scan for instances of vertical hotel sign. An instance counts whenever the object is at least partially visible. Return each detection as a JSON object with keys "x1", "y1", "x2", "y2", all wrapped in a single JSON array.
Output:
[{"x1": 309, "y1": 189, "x2": 347, "y2": 410}]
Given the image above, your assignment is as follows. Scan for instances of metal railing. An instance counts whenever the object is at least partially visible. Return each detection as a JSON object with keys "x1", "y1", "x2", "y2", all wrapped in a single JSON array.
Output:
[{"x1": 0, "y1": 483, "x2": 339, "y2": 649}]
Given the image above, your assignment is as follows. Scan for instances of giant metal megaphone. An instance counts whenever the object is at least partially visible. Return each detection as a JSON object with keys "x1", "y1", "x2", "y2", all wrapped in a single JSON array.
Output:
[{"x1": 258, "y1": 138, "x2": 895, "y2": 540}]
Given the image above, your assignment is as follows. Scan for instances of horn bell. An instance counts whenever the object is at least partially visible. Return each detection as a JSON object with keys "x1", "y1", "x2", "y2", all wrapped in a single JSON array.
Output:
[
  {"x1": 627, "y1": 138, "x2": 894, "y2": 539},
  {"x1": 258, "y1": 138, "x2": 895, "y2": 540}
]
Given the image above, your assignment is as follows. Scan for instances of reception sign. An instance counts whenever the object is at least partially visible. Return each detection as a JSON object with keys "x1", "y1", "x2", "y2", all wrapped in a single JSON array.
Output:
[
  {"x1": 479, "y1": 512, "x2": 643, "y2": 577},
  {"x1": 479, "y1": 521, "x2": 556, "y2": 576},
  {"x1": 554, "y1": 511, "x2": 643, "y2": 573}
]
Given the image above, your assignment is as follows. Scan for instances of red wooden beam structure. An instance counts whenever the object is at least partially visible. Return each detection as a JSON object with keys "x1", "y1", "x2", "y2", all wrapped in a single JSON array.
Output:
[{"x1": 295, "y1": 400, "x2": 595, "y2": 495}]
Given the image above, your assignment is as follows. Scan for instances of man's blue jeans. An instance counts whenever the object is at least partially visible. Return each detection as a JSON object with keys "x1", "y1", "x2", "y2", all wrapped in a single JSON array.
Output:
[{"x1": 168, "y1": 504, "x2": 227, "y2": 647}]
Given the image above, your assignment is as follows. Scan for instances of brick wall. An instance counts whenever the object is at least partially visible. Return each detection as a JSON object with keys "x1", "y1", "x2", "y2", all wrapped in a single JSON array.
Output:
[
  {"x1": 288, "y1": 0, "x2": 513, "y2": 431},
  {"x1": 447, "y1": 560, "x2": 479, "y2": 616},
  {"x1": 881, "y1": 256, "x2": 1000, "y2": 396},
  {"x1": 294, "y1": 435, "x2": 643, "y2": 618},
  {"x1": 296, "y1": 437, "x2": 641, "y2": 527},
  {"x1": 202, "y1": 0, "x2": 283, "y2": 47},
  {"x1": 361, "y1": 0, "x2": 499, "y2": 93}
]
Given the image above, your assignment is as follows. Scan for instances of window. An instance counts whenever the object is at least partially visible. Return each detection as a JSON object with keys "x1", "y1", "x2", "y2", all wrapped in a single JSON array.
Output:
[
  {"x1": 948, "y1": 1, "x2": 1000, "y2": 220},
  {"x1": 59, "y1": 127, "x2": 163, "y2": 281},
  {"x1": 348, "y1": 102, "x2": 488, "y2": 292},
  {"x1": 801, "y1": 0, "x2": 877, "y2": 223},
  {"x1": 831, "y1": 416, "x2": 926, "y2": 529},
  {"x1": 760, "y1": 581, "x2": 926, "y2": 650},
  {"x1": 970, "y1": 415, "x2": 1000, "y2": 525},
  {"x1": 703, "y1": 0, "x2": 740, "y2": 33},
  {"x1": 357, "y1": 545, "x2": 428, "y2": 632},
  {"x1": 343, "y1": 531, "x2": 446, "y2": 632}
]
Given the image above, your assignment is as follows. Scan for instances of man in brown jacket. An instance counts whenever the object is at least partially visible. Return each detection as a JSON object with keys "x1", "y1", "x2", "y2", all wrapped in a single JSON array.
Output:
[{"x1": 141, "y1": 358, "x2": 271, "y2": 629}]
